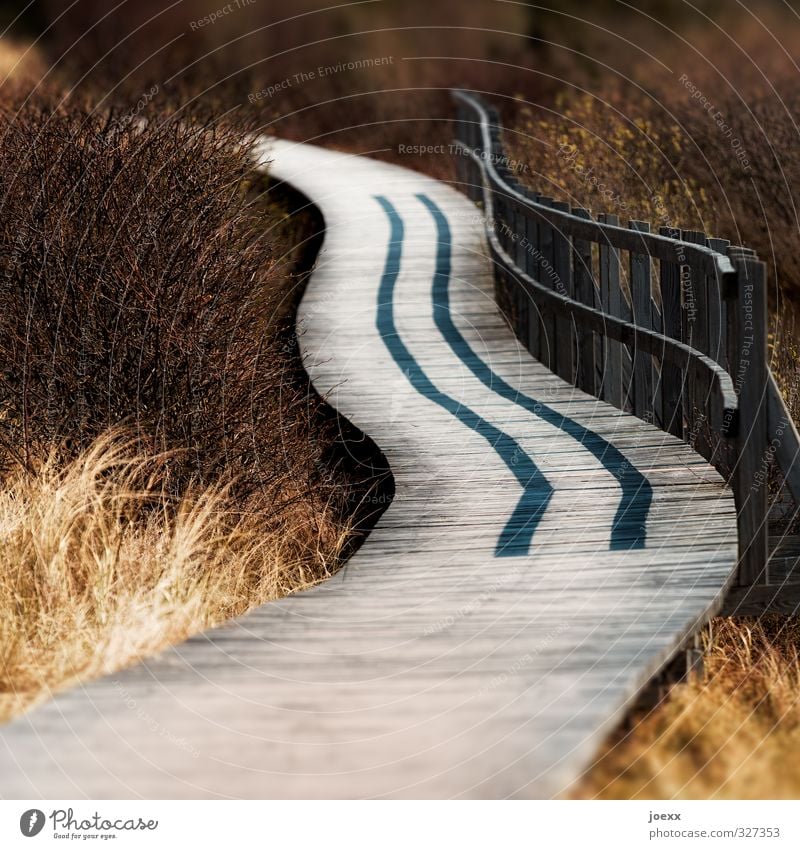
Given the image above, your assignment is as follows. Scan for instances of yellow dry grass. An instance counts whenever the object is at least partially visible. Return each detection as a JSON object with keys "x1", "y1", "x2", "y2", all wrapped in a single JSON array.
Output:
[
  {"x1": 577, "y1": 617, "x2": 800, "y2": 799},
  {"x1": 0, "y1": 432, "x2": 350, "y2": 722}
]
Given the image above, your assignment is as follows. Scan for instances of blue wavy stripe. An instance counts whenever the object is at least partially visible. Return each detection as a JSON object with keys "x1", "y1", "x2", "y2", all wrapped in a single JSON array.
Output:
[
  {"x1": 374, "y1": 195, "x2": 553, "y2": 556},
  {"x1": 416, "y1": 192, "x2": 651, "y2": 550}
]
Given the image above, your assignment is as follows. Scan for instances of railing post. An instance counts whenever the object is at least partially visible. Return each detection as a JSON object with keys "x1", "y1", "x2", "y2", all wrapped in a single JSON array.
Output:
[
  {"x1": 707, "y1": 237, "x2": 731, "y2": 372},
  {"x1": 728, "y1": 252, "x2": 769, "y2": 586},
  {"x1": 706, "y1": 236, "x2": 732, "y2": 465},
  {"x1": 537, "y1": 197, "x2": 556, "y2": 373},
  {"x1": 509, "y1": 188, "x2": 533, "y2": 345},
  {"x1": 682, "y1": 229, "x2": 709, "y2": 454},
  {"x1": 572, "y1": 208, "x2": 596, "y2": 395},
  {"x1": 551, "y1": 200, "x2": 574, "y2": 384},
  {"x1": 522, "y1": 189, "x2": 542, "y2": 360},
  {"x1": 658, "y1": 226, "x2": 685, "y2": 439},
  {"x1": 491, "y1": 184, "x2": 510, "y2": 317},
  {"x1": 629, "y1": 220, "x2": 654, "y2": 423},
  {"x1": 598, "y1": 213, "x2": 623, "y2": 409},
  {"x1": 454, "y1": 106, "x2": 470, "y2": 201}
]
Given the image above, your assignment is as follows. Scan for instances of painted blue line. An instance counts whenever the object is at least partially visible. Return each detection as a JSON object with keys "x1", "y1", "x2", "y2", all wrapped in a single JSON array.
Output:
[
  {"x1": 416, "y1": 192, "x2": 651, "y2": 551},
  {"x1": 374, "y1": 195, "x2": 554, "y2": 556}
]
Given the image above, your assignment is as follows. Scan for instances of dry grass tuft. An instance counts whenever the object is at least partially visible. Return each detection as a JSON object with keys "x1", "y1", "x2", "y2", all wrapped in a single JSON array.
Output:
[
  {"x1": 578, "y1": 616, "x2": 800, "y2": 799},
  {"x1": 0, "y1": 431, "x2": 351, "y2": 721}
]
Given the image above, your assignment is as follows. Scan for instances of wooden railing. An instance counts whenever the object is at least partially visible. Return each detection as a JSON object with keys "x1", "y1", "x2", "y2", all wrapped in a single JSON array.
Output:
[{"x1": 453, "y1": 89, "x2": 800, "y2": 607}]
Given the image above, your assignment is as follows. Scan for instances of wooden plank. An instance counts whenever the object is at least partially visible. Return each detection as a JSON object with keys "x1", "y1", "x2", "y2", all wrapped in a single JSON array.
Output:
[
  {"x1": 721, "y1": 581, "x2": 800, "y2": 616},
  {"x1": 629, "y1": 220, "x2": 654, "y2": 423},
  {"x1": 465, "y1": 113, "x2": 482, "y2": 205},
  {"x1": 618, "y1": 266, "x2": 634, "y2": 414},
  {"x1": 766, "y1": 555, "x2": 800, "y2": 586},
  {"x1": 703, "y1": 236, "x2": 731, "y2": 468}
]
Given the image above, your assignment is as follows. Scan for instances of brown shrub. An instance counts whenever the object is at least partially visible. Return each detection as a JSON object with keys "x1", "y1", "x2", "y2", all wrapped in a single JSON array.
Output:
[{"x1": 0, "y1": 103, "x2": 313, "y2": 499}]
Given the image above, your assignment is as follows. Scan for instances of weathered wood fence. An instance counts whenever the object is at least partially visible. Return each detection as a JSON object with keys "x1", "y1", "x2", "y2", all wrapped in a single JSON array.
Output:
[{"x1": 453, "y1": 89, "x2": 800, "y2": 614}]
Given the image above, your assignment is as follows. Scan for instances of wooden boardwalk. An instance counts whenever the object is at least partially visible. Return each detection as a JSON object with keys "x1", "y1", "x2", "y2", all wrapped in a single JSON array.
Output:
[{"x1": 0, "y1": 140, "x2": 738, "y2": 799}]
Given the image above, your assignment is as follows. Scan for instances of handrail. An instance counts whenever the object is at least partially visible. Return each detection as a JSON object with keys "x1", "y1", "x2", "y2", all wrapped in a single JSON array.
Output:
[
  {"x1": 457, "y1": 141, "x2": 738, "y2": 434},
  {"x1": 453, "y1": 90, "x2": 737, "y2": 281}
]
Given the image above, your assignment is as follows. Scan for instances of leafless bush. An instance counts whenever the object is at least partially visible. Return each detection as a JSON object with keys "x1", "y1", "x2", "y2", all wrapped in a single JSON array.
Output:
[{"x1": 0, "y1": 101, "x2": 344, "y2": 518}]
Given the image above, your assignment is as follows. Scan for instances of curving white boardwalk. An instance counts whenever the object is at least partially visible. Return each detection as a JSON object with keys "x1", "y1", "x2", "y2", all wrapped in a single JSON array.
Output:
[{"x1": 0, "y1": 140, "x2": 738, "y2": 799}]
